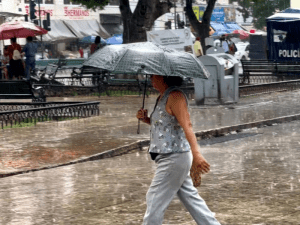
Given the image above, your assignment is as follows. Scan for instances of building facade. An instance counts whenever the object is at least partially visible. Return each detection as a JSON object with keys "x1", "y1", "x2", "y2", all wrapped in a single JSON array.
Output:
[{"x1": 291, "y1": 0, "x2": 300, "y2": 8}]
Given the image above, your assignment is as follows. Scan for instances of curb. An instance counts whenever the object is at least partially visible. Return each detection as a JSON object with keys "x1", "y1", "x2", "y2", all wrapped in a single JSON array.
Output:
[{"x1": 1, "y1": 113, "x2": 300, "y2": 178}]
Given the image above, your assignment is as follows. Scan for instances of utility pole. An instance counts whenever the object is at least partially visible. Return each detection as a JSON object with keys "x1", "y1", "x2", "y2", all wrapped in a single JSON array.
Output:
[
  {"x1": 174, "y1": 0, "x2": 177, "y2": 29},
  {"x1": 38, "y1": 0, "x2": 44, "y2": 59}
]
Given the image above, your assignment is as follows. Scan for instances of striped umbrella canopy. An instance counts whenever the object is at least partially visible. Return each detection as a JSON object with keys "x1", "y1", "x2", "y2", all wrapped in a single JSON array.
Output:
[{"x1": 0, "y1": 21, "x2": 48, "y2": 40}]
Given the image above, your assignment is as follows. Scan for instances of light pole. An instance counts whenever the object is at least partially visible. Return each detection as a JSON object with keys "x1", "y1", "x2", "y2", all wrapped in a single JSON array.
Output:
[
  {"x1": 174, "y1": 0, "x2": 177, "y2": 29},
  {"x1": 37, "y1": 0, "x2": 44, "y2": 59}
]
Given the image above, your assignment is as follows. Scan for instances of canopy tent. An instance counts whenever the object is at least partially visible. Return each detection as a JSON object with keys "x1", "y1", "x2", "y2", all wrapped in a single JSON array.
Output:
[
  {"x1": 106, "y1": 34, "x2": 123, "y2": 45},
  {"x1": 0, "y1": 12, "x2": 26, "y2": 17},
  {"x1": 36, "y1": 20, "x2": 77, "y2": 41},
  {"x1": 63, "y1": 20, "x2": 110, "y2": 39},
  {"x1": 268, "y1": 8, "x2": 300, "y2": 20},
  {"x1": 267, "y1": 8, "x2": 300, "y2": 61},
  {"x1": 223, "y1": 22, "x2": 244, "y2": 33},
  {"x1": 210, "y1": 22, "x2": 230, "y2": 36}
]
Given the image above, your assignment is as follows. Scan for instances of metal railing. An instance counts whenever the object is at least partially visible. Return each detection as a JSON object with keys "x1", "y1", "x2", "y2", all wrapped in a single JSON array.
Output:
[
  {"x1": 0, "y1": 101, "x2": 100, "y2": 129},
  {"x1": 239, "y1": 79, "x2": 300, "y2": 97}
]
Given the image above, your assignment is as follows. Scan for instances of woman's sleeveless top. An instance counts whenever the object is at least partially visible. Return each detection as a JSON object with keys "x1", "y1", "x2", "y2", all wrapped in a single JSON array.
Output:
[{"x1": 148, "y1": 86, "x2": 191, "y2": 154}]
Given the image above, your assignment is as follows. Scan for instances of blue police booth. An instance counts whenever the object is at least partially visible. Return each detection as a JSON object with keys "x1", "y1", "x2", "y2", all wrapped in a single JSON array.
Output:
[{"x1": 267, "y1": 8, "x2": 300, "y2": 61}]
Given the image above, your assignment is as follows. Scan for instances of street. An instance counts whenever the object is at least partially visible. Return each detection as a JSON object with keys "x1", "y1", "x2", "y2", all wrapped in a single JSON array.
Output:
[{"x1": 0, "y1": 119, "x2": 300, "y2": 224}]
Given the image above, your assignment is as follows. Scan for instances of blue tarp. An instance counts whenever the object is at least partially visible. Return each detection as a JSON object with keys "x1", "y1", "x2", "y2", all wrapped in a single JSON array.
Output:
[
  {"x1": 210, "y1": 22, "x2": 230, "y2": 36},
  {"x1": 224, "y1": 22, "x2": 243, "y2": 33},
  {"x1": 106, "y1": 34, "x2": 123, "y2": 45},
  {"x1": 80, "y1": 36, "x2": 107, "y2": 45}
]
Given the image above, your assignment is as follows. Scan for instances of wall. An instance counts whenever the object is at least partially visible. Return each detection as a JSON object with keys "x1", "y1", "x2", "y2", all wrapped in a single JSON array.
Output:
[{"x1": 291, "y1": 0, "x2": 300, "y2": 8}]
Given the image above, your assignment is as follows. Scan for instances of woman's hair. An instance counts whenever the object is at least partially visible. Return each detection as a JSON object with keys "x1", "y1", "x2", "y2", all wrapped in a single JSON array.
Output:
[
  {"x1": 10, "y1": 37, "x2": 17, "y2": 43},
  {"x1": 26, "y1": 36, "x2": 33, "y2": 42},
  {"x1": 163, "y1": 76, "x2": 184, "y2": 87},
  {"x1": 95, "y1": 36, "x2": 101, "y2": 44}
]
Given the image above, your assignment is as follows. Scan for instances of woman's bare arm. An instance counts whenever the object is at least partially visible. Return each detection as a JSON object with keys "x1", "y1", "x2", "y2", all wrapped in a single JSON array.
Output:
[{"x1": 167, "y1": 91, "x2": 210, "y2": 173}]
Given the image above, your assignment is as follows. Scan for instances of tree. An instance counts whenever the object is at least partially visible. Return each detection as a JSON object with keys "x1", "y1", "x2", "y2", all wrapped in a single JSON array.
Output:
[
  {"x1": 185, "y1": 0, "x2": 217, "y2": 54},
  {"x1": 252, "y1": 0, "x2": 290, "y2": 29},
  {"x1": 229, "y1": 0, "x2": 251, "y2": 23},
  {"x1": 70, "y1": 0, "x2": 109, "y2": 10},
  {"x1": 71, "y1": 0, "x2": 174, "y2": 44}
]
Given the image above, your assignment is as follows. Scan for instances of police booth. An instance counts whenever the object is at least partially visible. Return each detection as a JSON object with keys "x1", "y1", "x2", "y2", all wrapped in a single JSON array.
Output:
[{"x1": 267, "y1": 9, "x2": 300, "y2": 61}]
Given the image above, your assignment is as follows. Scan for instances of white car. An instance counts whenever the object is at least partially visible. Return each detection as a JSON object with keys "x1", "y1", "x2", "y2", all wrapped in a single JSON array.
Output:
[{"x1": 234, "y1": 42, "x2": 250, "y2": 61}]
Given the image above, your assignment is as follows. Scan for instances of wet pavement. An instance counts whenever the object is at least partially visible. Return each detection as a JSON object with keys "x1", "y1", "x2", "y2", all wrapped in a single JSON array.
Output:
[
  {"x1": 2, "y1": 90, "x2": 300, "y2": 175},
  {"x1": 1, "y1": 90, "x2": 300, "y2": 224},
  {"x1": 0, "y1": 119, "x2": 300, "y2": 224}
]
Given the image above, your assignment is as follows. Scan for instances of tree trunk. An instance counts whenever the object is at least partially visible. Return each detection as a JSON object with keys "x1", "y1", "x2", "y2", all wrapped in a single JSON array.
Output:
[
  {"x1": 186, "y1": 0, "x2": 217, "y2": 54},
  {"x1": 120, "y1": 0, "x2": 173, "y2": 44}
]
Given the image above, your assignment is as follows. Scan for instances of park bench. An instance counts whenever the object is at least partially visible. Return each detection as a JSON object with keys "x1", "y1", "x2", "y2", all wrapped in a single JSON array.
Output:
[
  {"x1": 0, "y1": 80, "x2": 46, "y2": 102},
  {"x1": 241, "y1": 60, "x2": 300, "y2": 83},
  {"x1": 38, "y1": 58, "x2": 67, "y2": 80},
  {"x1": 71, "y1": 66, "x2": 148, "y2": 95}
]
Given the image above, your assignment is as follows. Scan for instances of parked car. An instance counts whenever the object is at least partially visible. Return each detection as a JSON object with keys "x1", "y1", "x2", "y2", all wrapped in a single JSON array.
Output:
[{"x1": 234, "y1": 42, "x2": 250, "y2": 61}]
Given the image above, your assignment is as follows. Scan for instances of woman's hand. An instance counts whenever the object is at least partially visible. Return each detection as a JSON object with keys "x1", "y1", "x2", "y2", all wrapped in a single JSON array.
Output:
[
  {"x1": 136, "y1": 108, "x2": 150, "y2": 124},
  {"x1": 193, "y1": 151, "x2": 210, "y2": 174}
]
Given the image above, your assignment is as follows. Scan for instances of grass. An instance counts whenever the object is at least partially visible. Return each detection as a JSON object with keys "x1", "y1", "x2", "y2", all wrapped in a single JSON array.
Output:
[{"x1": 1, "y1": 115, "x2": 80, "y2": 130}]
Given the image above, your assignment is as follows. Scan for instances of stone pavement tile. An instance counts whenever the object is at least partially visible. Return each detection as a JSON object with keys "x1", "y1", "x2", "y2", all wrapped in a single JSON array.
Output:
[{"x1": 1, "y1": 120, "x2": 300, "y2": 224}]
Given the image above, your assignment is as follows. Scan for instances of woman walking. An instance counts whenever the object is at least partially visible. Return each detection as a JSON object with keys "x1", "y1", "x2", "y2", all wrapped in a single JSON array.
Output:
[{"x1": 137, "y1": 75, "x2": 220, "y2": 225}]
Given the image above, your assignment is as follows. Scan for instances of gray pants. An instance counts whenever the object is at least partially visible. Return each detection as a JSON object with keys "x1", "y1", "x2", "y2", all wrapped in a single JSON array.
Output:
[{"x1": 143, "y1": 151, "x2": 220, "y2": 225}]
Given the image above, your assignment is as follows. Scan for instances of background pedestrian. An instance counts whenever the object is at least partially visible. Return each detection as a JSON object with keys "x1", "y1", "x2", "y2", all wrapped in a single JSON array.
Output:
[
  {"x1": 194, "y1": 37, "x2": 203, "y2": 57},
  {"x1": 79, "y1": 47, "x2": 84, "y2": 58},
  {"x1": 21, "y1": 36, "x2": 38, "y2": 80},
  {"x1": 5, "y1": 37, "x2": 21, "y2": 80},
  {"x1": 90, "y1": 36, "x2": 103, "y2": 54}
]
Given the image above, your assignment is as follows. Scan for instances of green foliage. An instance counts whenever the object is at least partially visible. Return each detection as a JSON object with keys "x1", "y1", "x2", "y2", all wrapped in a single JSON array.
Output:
[
  {"x1": 252, "y1": 0, "x2": 290, "y2": 29},
  {"x1": 70, "y1": 0, "x2": 110, "y2": 10},
  {"x1": 229, "y1": 0, "x2": 252, "y2": 22},
  {"x1": 2, "y1": 116, "x2": 80, "y2": 130},
  {"x1": 231, "y1": 0, "x2": 290, "y2": 29}
]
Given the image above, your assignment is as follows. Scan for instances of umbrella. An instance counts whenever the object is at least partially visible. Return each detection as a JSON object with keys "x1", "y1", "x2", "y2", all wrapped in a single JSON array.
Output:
[
  {"x1": 83, "y1": 41, "x2": 210, "y2": 133},
  {"x1": 106, "y1": 34, "x2": 123, "y2": 45},
  {"x1": 0, "y1": 21, "x2": 48, "y2": 40},
  {"x1": 83, "y1": 41, "x2": 210, "y2": 78},
  {"x1": 232, "y1": 29, "x2": 249, "y2": 40}
]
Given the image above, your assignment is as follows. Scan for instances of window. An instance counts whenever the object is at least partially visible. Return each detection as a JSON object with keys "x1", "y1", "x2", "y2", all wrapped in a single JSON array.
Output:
[
  {"x1": 25, "y1": 0, "x2": 41, "y2": 4},
  {"x1": 64, "y1": 0, "x2": 71, "y2": 4},
  {"x1": 273, "y1": 29, "x2": 287, "y2": 43},
  {"x1": 45, "y1": 0, "x2": 54, "y2": 4},
  {"x1": 109, "y1": 0, "x2": 119, "y2": 5}
]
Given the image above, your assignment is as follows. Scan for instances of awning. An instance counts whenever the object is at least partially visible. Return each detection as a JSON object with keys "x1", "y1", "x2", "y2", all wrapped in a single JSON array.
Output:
[
  {"x1": 36, "y1": 20, "x2": 77, "y2": 41},
  {"x1": 63, "y1": 20, "x2": 110, "y2": 39},
  {"x1": 268, "y1": 8, "x2": 300, "y2": 20},
  {"x1": 0, "y1": 12, "x2": 26, "y2": 17}
]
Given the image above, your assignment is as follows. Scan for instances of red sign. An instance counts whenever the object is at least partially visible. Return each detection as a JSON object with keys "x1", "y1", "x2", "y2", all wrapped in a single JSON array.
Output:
[
  {"x1": 64, "y1": 7, "x2": 89, "y2": 18},
  {"x1": 25, "y1": 5, "x2": 54, "y2": 18}
]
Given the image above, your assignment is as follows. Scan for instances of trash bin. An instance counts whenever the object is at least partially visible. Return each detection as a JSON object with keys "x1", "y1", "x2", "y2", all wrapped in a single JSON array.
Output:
[{"x1": 194, "y1": 53, "x2": 239, "y2": 105}]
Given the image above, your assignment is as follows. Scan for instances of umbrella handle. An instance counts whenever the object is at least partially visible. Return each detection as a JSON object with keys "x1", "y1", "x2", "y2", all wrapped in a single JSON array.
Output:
[{"x1": 137, "y1": 75, "x2": 148, "y2": 134}]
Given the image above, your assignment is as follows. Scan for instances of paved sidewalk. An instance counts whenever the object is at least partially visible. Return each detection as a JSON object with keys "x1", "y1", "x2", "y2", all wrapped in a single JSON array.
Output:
[
  {"x1": 0, "y1": 120, "x2": 299, "y2": 224},
  {"x1": 2, "y1": 90, "x2": 300, "y2": 175}
]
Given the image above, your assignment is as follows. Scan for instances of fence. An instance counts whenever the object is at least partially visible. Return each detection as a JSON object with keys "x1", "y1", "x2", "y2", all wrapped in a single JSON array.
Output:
[{"x1": 0, "y1": 101, "x2": 100, "y2": 129}]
